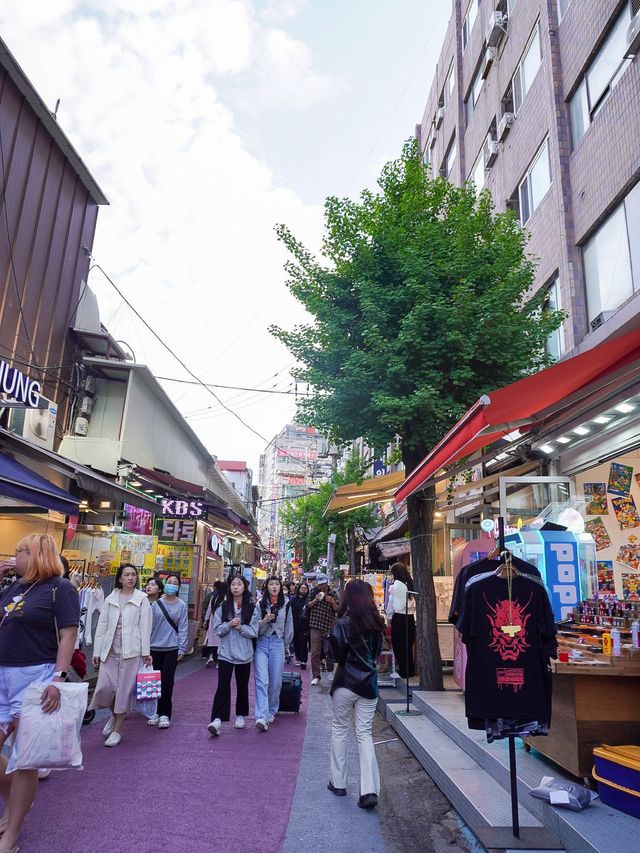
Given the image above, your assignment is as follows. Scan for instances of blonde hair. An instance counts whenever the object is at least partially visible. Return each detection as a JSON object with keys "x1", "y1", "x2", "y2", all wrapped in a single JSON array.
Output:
[{"x1": 16, "y1": 534, "x2": 63, "y2": 584}]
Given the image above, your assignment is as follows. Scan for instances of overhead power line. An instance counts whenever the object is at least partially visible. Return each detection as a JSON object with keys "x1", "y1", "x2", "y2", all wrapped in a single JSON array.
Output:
[{"x1": 156, "y1": 375, "x2": 312, "y2": 396}]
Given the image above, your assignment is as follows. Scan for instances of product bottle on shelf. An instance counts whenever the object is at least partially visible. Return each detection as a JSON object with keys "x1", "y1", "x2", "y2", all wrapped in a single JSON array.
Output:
[
  {"x1": 611, "y1": 627, "x2": 622, "y2": 656},
  {"x1": 632, "y1": 621, "x2": 640, "y2": 649},
  {"x1": 602, "y1": 631, "x2": 612, "y2": 656}
]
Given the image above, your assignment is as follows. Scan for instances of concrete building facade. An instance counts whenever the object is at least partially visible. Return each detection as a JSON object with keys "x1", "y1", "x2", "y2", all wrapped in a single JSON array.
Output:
[{"x1": 417, "y1": 0, "x2": 640, "y2": 357}]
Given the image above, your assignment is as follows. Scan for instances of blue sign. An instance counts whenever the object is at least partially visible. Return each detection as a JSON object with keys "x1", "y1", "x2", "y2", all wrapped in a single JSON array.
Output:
[
  {"x1": 541, "y1": 532, "x2": 581, "y2": 621},
  {"x1": 373, "y1": 459, "x2": 387, "y2": 477}
]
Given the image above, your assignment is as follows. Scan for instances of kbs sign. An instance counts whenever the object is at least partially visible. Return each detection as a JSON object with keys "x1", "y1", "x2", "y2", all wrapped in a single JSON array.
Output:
[{"x1": 158, "y1": 498, "x2": 203, "y2": 518}]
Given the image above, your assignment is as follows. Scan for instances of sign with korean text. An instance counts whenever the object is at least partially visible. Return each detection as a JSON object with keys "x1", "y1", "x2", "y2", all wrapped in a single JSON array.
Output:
[
  {"x1": 158, "y1": 497, "x2": 204, "y2": 518},
  {"x1": 155, "y1": 517, "x2": 197, "y2": 543}
]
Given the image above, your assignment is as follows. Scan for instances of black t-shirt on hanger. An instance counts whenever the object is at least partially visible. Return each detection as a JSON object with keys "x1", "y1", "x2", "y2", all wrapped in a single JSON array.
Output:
[{"x1": 449, "y1": 555, "x2": 541, "y2": 626}]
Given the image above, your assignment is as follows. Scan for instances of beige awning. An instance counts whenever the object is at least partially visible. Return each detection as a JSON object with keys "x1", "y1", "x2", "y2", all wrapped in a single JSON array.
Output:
[{"x1": 323, "y1": 470, "x2": 405, "y2": 516}]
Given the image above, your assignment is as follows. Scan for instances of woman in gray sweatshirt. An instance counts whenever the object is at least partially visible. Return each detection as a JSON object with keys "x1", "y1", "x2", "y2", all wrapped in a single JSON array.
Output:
[
  {"x1": 207, "y1": 575, "x2": 260, "y2": 736},
  {"x1": 149, "y1": 573, "x2": 189, "y2": 729}
]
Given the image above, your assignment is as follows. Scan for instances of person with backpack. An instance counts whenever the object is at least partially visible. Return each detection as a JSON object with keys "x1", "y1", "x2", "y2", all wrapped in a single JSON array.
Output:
[
  {"x1": 148, "y1": 573, "x2": 188, "y2": 729},
  {"x1": 328, "y1": 580, "x2": 384, "y2": 810},
  {"x1": 208, "y1": 575, "x2": 260, "y2": 736},
  {"x1": 254, "y1": 576, "x2": 294, "y2": 732}
]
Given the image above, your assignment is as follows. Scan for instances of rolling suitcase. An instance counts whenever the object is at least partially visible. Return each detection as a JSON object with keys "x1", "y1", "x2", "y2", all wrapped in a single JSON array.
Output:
[{"x1": 278, "y1": 671, "x2": 302, "y2": 713}]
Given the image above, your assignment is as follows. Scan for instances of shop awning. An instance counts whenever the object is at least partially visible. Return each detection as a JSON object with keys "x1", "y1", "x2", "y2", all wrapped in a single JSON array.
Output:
[
  {"x1": 324, "y1": 470, "x2": 406, "y2": 516},
  {"x1": 0, "y1": 451, "x2": 79, "y2": 515},
  {"x1": 396, "y1": 326, "x2": 640, "y2": 503}
]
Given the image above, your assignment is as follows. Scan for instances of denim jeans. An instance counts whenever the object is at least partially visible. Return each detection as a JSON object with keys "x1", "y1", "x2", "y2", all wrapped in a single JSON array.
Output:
[{"x1": 254, "y1": 633, "x2": 285, "y2": 721}]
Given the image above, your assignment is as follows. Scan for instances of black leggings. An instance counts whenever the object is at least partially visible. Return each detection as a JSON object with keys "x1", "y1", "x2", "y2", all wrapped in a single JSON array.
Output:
[
  {"x1": 210, "y1": 660, "x2": 251, "y2": 721},
  {"x1": 293, "y1": 627, "x2": 309, "y2": 663},
  {"x1": 391, "y1": 613, "x2": 416, "y2": 679},
  {"x1": 151, "y1": 648, "x2": 179, "y2": 719}
]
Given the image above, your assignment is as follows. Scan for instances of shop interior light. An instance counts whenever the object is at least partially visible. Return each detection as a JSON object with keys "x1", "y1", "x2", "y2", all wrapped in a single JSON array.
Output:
[
  {"x1": 615, "y1": 402, "x2": 635, "y2": 413},
  {"x1": 129, "y1": 480, "x2": 142, "y2": 487},
  {"x1": 540, "y1": 444, "x2": 555, "y2": 454},
  {"x1": 593, "y1": 415, "x2": 612, "y2": 424},
  {"x1": 573, "y1": 426, "x2": 590, "y2": 436},
  {"x1": 557, "y1": 436, "x2": 571, "y2": 444},
  {"x1": 154, "y1": 494, "x2": 163, "y2": 499},
  {"x1": 100, "y1": 501, "x2": 111, "y2": 509},
  {"x1": 144, "y1": 488, "x2": 155, "y2": 493},
  {"x1": 495, "y1": 452, "x2": 509, "y2": 460}
]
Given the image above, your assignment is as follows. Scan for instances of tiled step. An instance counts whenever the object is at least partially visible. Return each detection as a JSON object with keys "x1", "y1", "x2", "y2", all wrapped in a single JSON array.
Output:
[{"x1": 410, "y1": 690, "x2": 639, "y2": 853}]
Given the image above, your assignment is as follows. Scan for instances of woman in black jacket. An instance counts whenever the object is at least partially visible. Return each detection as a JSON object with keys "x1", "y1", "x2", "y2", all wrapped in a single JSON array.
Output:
[
  {"x1": 290, "y1": 582, "x2": 310, "y2": 668},
  {"x1": 327, "y1": 580, "x2": 384, "y2": 810}
]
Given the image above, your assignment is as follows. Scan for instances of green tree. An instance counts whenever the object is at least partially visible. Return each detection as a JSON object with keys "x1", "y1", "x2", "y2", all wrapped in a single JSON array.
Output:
[
  {"x1": 279, "y1": 451, "x2": 379, "y2": 570},
  {"x1": 271, "y1": 140, "x2": 563, "y2": 689}
]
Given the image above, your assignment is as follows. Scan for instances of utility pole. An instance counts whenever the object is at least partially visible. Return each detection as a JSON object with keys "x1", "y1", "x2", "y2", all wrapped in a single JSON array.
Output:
[{"x1": 326, "y1": 533, "x2": 336, "y2": 582}]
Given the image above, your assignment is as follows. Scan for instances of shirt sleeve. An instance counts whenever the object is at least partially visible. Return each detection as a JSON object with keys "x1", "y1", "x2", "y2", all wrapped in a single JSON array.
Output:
[
  {"x1": 178, "y1": 602, "x2": 189, "y2": 655},
  {"x1": 54, "y1": 580, "x2": 80, "y2": 629}
]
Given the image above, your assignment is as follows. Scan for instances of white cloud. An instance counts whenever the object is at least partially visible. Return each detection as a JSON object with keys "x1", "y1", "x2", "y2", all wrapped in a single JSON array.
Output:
[{"x1": 259, "y1": 0, "x2": 308, "y2": 23}]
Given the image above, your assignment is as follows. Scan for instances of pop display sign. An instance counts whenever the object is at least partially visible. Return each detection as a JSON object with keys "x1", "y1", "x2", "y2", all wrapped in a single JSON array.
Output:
[{"x1": 542, "y1": 532, "x2": 581, "y2": 621}]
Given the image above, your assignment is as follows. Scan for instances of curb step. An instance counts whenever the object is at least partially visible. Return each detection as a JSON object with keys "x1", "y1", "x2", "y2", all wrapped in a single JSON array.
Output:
[{"x1": 385, "y1": 701, "x2": 548, "y2": 847}]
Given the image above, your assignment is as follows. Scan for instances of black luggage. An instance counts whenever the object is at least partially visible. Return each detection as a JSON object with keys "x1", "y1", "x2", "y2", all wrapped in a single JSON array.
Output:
[{"x1": 278, "y1": 671, "x2": 302, "y2": 713}]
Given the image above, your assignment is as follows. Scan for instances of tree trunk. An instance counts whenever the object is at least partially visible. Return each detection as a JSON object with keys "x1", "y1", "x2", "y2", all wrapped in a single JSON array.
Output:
[{"x1": 403, "y1": 447, "x2": 443, "y2": 691}]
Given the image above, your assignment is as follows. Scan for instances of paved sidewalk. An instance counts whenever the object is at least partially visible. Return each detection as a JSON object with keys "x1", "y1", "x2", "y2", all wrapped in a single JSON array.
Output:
[
  {"x1": 20, "y1": 659, "x2": 309, "y2": 853},
  {"x1": 283, "y1": 680, "x2": 386, "y2": 853}
]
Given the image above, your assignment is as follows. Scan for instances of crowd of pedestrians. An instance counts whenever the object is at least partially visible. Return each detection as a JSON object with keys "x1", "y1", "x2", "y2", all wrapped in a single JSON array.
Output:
[{"x1": 0, "y1": 536, "x2": 412, "y2": 849}]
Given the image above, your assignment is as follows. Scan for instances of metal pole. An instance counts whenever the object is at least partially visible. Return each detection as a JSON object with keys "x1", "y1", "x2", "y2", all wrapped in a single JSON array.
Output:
[
  {"x1": 508, "y1": 735, "x2": 520, "y2": 838},
  {"x1": 405, "y1": 592, "x2": 411, "y2": 713}
]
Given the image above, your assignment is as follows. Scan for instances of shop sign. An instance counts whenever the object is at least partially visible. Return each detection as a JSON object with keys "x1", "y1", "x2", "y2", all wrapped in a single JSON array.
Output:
[
  {"x1": 65, "y1": 516, "x2": 78, "y2": 543},
  {"x1": 155, "y1": 517, "x2": 197, "y2": 543},
  {"x1": 208, "y1": 532, "x2": 221, "y2": 555},
  {"x1": 0, "y1": 358, "x2": 42, "y2": 407},
  {"x1": 123, "y1": 503, "x2": 154, "y2": 536},
  {"x1": 158, "y1": 498, "x2": 204, "y2": 518},
  {"x1": 543, "y1": 533, "x2": 580, "y2": 621}
]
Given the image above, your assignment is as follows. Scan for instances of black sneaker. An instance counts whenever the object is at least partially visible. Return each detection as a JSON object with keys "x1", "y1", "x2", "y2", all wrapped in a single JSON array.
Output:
[
  {"x1": 358, "y1": 793, "x2": 379, "y2": 810},
  {"x1": 327, "y1": 782, "x2": 347, "y2": 797},
  {"x1": 300, "y1": 663, "x2": 307, "y2": 669}
]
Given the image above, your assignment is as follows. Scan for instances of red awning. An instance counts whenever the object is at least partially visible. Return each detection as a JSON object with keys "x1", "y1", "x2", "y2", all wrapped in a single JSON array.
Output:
[{"x1": 395, "y1": 326, "x2": 640, "y2": 503}]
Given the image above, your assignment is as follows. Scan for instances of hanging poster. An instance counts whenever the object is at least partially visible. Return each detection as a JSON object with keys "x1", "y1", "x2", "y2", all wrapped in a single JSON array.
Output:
[
  {"x1": 616, "y1": 542, "x2": 640, "y2": 571},
  {"x1": 585, "y1": 517, "x2": 612, "y2": 551},
  {"x1": 584, "y1": 483, "x2": 608, "y2": 515},
  {"x1": 611, "y1": 496, "x2": 640, "y2": 530},
  {"x1": 597, "y1": 560, "x2": 615, "y2": 596},
  {"x1": 621, "y1": 573, "x2": 640, "y2": 601},
  {"x1": 607, "y1": 463, "x2": 633, "y2": 497}
]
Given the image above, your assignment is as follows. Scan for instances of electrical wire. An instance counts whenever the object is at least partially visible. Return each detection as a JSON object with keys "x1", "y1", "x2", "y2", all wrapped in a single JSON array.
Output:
[{"x1": 159, "y1": 375, "x2": 311, "y2": 396}]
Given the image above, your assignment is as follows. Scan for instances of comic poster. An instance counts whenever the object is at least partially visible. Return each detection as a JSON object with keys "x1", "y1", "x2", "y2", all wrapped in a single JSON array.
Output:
[
  {"x1": 585, "y1": 517, "x2": 612, "y2": 551},
  {"x1": 611, "y1": 496, "x2": 640, "y2": 530},
  {"x1": 584, "y1": 483, "x2": 608, "y2": 515},
  {"x1": 622, "y1": 573, "x2": 640, "y2": 601},
  {"x1": 597, "y1": 560, "x2": 615, "y2": 596},
  {"x1": 617, "y1": 542, "x2": 640, "y2": 571},
  {"x1": 607, "y1": 462, "x2": 633, "y2": 496}
]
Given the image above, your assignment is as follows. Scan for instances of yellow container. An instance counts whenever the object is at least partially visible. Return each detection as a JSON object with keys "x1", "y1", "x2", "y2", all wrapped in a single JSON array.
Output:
[{"x1": 602, "y1": 631, "x2": 612, "y2": 655}]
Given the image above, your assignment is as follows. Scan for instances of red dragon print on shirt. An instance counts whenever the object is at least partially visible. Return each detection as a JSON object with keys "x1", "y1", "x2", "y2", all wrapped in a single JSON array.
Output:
[{"x1": 485, "y1": 593, "x2": 532, "y2": 662}]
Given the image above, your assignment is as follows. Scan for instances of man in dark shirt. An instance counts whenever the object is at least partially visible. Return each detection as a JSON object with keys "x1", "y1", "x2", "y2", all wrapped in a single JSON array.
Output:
[{"x1": 307, "y1": 573, "x2": 339, "y2": 685}]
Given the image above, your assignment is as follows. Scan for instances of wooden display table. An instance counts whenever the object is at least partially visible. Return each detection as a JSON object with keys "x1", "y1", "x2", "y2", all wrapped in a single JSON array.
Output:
[{"x1": 524, "y1": 658, "x2": 640, "y2": 781}]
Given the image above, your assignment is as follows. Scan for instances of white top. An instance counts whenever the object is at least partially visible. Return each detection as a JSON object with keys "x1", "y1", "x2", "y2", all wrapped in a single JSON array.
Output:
[{"x1": 388, "y1": 580, "x2": 416, "y2": 617}]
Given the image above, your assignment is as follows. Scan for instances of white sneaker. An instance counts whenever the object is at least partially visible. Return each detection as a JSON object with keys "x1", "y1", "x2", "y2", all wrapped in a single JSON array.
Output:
[
  {"x1": 268, "y1": 715, "x2": 275, "y2": 724},
  {"x1": 311, "y1": 677, "x2": 320, "y2": 686},
  {"x1": 205, "y1": 657, "x2": 214, "y2": 667},
  {"x1": 38, "y1": 768, "x2": 51, "y2": 780},
  {"x1": 147, "y1": 714, "x2": 159, "y2": 726},
  {"x1": 255, "y1": 718, "x2": 269, "y2": 732},
  {"x1": 234, "y1": 716, "x2": 245, "y2": 729},
  {"x1": 102, "y1": 715, "x2": 115, "y2": 737},
  {"x1": 158, "y1": 716, "x2": 170, "y2": 729},
  {"x1": 104, "y1": 732, "x2": 121, "y2": 747},
  {"x1": 208, "y1": 718, "x2": 221, "y2": 736}
]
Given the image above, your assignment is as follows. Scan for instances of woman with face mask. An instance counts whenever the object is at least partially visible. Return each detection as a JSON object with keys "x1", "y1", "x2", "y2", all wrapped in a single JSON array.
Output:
[
  {"x1": 208, "y1": 575, "x2": 260, "y2": 736},
  {"x1": 90, "y1": 563, "x2": 152, "y2": 747},
  {"x1": 254, "y1": 576, "x2": 294, "y2": 732},
  {"x1": 148, "y1": 574, "x2": 189, "y2": 729}
]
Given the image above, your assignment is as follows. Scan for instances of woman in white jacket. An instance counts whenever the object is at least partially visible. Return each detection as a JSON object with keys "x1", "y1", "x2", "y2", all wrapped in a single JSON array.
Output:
[{"x1": 91, "y1": 563, "x2": 152, "y2": 746}]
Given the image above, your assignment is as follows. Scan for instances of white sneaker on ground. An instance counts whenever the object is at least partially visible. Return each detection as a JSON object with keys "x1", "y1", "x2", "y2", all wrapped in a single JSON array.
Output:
[
  {"x1": 104, "y1": 732, "x2": 121, "y2": 747},
  {"x1": 311, "y1": 678, "x2": 320, "y2": 686},
  {"x1": 38, "y1": 768, "x2": 51, "y2": 780},
  {"x1": 234, "y1": 716, "x2": 245, "y2": 729},
  {"x1": 158, "y1": 716, "x2": 170, "y2": 729},
  {"x1": 255, "y1": 718, "x2": 269, "y2": 732},
  {"x1": 208, "y1": 718, "x2": 221, "y2": 736},
  {"x1": 147, "y1": 714, "x2": 159, "y2": 726},
  {"x1": 205, "y1": 656, "x2": 214, "y2": 667},
  {"x1": 102, "y1": 715, "x2": 115, "y2": 737},
  {"x1": 268, "y1": 715, "x2": 275, "y2": 724}
]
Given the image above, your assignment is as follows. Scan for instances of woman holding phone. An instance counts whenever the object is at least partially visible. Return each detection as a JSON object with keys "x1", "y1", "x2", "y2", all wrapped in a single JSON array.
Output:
[{"x1": 254, "y1": 577, "x2": 294, "y2": 732}]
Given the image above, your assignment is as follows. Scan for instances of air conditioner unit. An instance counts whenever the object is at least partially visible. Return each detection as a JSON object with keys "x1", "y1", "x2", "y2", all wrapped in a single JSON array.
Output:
[
  {"x1": 484, "y1": 137, "x2": 500, "y2": 168},
  {"x1": 497, "y1": 111, "x2": 515, "y2": 142},
  {"x1": 590, "y1": 310, "x2": 616, "y2": 331},
  {"x1": 481, "y1": 47, "x2": 495, "y2": 80},
  {"x1": 435, "y1": 106, "x2": 445, "y2": 128},
  {"x1": 627, "y1": 11, "x2": 640, "y2": 56},
  {"x1": 6, "y1": 396, "x2": 58, "y2": 450},
  {"x1": 486, "y1": 11, "x2": 508, "y2": 48}
]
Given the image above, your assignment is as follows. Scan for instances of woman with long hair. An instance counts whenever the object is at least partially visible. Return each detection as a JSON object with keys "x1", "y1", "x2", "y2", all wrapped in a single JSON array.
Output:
[
  {"x1": 90, "y1": 563, "x2": 152, "y2": 747},
  {"x1": 388, "y1": 562, "x2": 416, "y2": 679},
  {"x1": 254, "y1": 577, "x2": 294, "y2": 732},
  {"x1": 202, "y1": 580, "x2": 227, "y2": 667},
  {"x1": 290, "y1": 582, "x2": 310, "y2": 669},
  {"x1": 207, "y1": 575, "x2": 260, "y2": 736},
  {"x1": 148, "y1": 573, "x2": 188, "y2": 729},
  {"x1": 145, "y1": 576, "x2": 164, "y2": 605},
  {"x1": 0, "y1": 534, "x2": 79, "y2": 852},
  {"x1": 328, "y1": 580, "x2": 384, "y2": 810}
]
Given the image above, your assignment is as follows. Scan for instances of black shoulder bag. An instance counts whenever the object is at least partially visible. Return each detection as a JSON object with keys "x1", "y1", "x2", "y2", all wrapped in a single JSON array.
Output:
[{"x1": 157, "y1": 599, "x2": 179, "y2": 634}]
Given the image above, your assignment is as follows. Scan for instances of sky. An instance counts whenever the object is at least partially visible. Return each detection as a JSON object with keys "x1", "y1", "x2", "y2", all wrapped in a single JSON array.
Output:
[{"x1": 0, "y1": 0, "x2": 451, "y2": 473}]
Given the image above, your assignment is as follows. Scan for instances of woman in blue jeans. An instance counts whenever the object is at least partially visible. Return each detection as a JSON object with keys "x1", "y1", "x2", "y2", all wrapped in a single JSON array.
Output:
[{"x1": 254, "y1": 577, "x2": 294, "y2": 732}]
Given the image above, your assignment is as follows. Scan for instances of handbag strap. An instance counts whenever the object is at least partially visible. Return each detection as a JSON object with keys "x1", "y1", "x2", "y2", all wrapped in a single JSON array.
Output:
[
  {"x1": 157, "y1": 599, "x2": 179, "y2": 634},
  {"x1": 347, "y1": 632, "x2": 377, "y2": 672}
]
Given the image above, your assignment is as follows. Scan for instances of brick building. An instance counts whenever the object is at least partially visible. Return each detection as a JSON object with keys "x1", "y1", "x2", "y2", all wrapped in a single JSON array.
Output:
[{"x1": 417, "y1": 0, "x2": 640, "y2": 356}]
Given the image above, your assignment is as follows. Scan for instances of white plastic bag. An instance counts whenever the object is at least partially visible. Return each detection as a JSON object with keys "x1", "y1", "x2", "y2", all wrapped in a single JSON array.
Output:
[{"x1": 7, "y1": 681, "x2": 88, "y2": 773}]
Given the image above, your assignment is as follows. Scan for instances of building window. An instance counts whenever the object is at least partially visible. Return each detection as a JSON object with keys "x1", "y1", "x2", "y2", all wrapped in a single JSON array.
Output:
[
  {"x1": 558, "y1": 0, "x2": 572, "y2": 21},
  {"x1": 462, "y1": 0, "x2": 479, "y2": 50},
  {"x1": 583, "y1": 181, "x2": 640, "y2": 326},
  {"x1": 569, "y1": 4, "x2": 632, "y2": 147},
  {"x1": 465, "y1": 65, "x2": 485, "y2": 123},
  {"x1": 506, "y1": 0, "x2": 519, "y2": 13},
  {"x1": 441, "y1": 61, "x2": 455, "y2": 106},
  {"x1": 423, "y1": 128, "x2": 435, "y2": 171},
  {"x1": 544, "y1": 278, "x2": 564, "y2": 359},
  {"x1": 512, "y1": 22, "x2": 541, "y2": 114},
  {"x1": 468, "y1": 149, "x2": 485, "y2": 190},
  {"x1": 442, "y1": 136, "x2": 457, "y2": 182},
  {"x1": 518, "y1": 138, "x2": 551, "y2": 224}
]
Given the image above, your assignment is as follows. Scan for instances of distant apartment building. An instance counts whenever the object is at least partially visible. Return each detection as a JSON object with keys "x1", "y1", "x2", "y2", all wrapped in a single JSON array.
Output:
[
  {"x1": 417, "y1": 0, "x2": 640, "y2": 356},
  {"x1": 217, "y1": 460, "x2": 256, "y2": 517}
]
